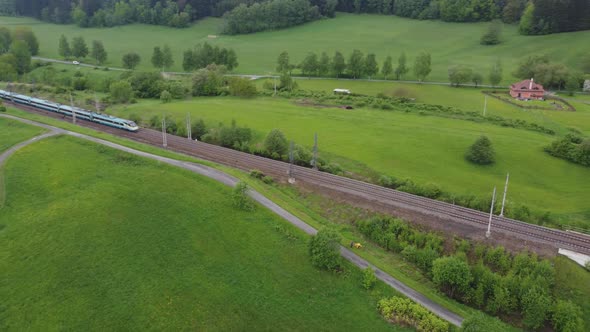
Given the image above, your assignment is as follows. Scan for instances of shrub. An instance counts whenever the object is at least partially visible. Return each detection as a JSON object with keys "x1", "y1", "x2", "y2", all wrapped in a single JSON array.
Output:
[
  {"x1": 231, "y1": 181, "x2": 254, "y2": 211},
  {"x1": 461, "y1": 312, "x2": 506, "y2": 331},
  {"x1": 264, "y1": 129, "x2": 288, "y2": 157},
  {"x1": 229, "y1": 77, "x2": 257, "y2": 97},
  {"x1": 249, "y1": 169, "x2": 264, "y2": 179},
  {"x1": 109, "y1": 80, "x2": 133, "y2": 104},
  {"x1": 160, "y1": 90, "x2": 172, "y2": 103},
  {"x1": 466, "y1": 136, "x2": 495, "y2": 165},
  {"x1": 308, "y1": 228, "x2": 342, "y2": 271},
  {"x1": 480, "y1": 20, "x2": 502, "y2": 45},
  {"x1": 362, "y1": 267, "x2": 377, "y2": 290},
  {"x1": 551, "y1": 300, "x2": 585, "y2": 332},
  {"x1": 378, "y1": 296, "x2": 449, "y2": 332},
  {"x1": 262, "y1": 176, "x2": 274, "y2": 184},
  {"x1": 521, "y1": 286, "x2": 551, "y2": 329},
  {"x1": 432, "y1": 256, "x2": 472, "y2": 298}
]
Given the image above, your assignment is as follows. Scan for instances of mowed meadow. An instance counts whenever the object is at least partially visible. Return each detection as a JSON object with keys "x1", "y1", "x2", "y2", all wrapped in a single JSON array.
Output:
[
  {"x1": 0, "y1": 117, "x2": 46, "y2": 153},
  {"x1": 0, "y1": 133, "x2": 402, "y2": 331},
  {"x1": 2, "y1": 13, "x2": 590, "y2": 83},
  {"x1": 112, "y1": 96, "x2": 590, "y2": 226}
]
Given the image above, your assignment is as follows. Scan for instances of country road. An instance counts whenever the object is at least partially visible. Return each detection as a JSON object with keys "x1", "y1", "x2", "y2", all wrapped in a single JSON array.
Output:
[{"x1": 0, "y1": 114, "x2": 464, "y2": 327}]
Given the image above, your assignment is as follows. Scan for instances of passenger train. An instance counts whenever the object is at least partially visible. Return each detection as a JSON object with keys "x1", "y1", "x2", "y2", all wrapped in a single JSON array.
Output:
[{"x1": 0, "y1": 89, "x2": 139, "y2": 132}]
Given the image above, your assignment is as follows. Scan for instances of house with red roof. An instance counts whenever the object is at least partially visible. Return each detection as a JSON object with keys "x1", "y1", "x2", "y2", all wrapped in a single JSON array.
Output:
[{"x1": 510, "y1": 78, "x2": 545, "y2": 100}]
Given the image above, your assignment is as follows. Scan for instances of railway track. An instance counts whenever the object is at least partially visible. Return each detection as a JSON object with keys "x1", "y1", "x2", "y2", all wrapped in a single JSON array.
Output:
[{"x1": 8, "y1": 101, "x2": 590, "y2": 255}]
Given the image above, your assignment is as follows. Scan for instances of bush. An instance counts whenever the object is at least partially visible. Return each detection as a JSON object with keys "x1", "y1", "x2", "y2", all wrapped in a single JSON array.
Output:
[
  {"x1": 231, "y1": 181, "x2": 255, "y2": 211},
  {"x1": 109, "y1": 80, "x2": 133, "y2": 104},
  {"x1": 229, "y1": 77, "x2": 257, "y2": 97},
  {"x1": 552, "y1": 300, "x2": 585, "y2": 332},
  {"x1": 362, "y1": 267, "x2": 377, "y2": 290},
  {"x1": 160, "y1": 90, "x2": 172, "y2": 103},
  {"x1": 432, "y1": 256, "x2": 472, "y2": 298},
  {"x1": 461, "y1": 312, "x2": 506, "y2": 331},
  {"x1": 521, "y1": 286, "x2": 551, "y2": 329},
  {"x1": 249, "y1": 169, "x2": 264, "y2": 179},
  {"x1": 262, "y1": 176, "x2": 274, "y2": 184},
  {"x1": 378, "y1": 296, "x2": 449, "y2": 332},
  {"x1": 308, "y1": 228, "x2": 342, "y2": 271},
  {"x1": 466, "y1": 136, "x2": 495, "y2": 165},
  {"x1": 480, "y1": 21, "x2": 502, "y2": 45},
  {"x1": 264, "y1": 128, "x2": 288, "y2": 157}
]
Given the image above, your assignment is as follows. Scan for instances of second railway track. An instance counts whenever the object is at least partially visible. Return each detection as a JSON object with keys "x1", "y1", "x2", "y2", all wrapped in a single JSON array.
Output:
[{"x1": 8, "y1": 101, "x2": 590, "y2": 255}]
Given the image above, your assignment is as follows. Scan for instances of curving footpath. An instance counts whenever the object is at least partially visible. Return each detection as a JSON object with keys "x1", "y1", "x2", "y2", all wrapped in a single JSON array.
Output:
[{"x1": 0, "y1": 114, "x2": 463, "y2": 326}]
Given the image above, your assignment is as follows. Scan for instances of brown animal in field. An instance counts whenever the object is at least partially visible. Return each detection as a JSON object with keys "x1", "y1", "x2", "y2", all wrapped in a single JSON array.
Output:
[{"x1": 350, "y1": 241, "x2": 362, "y2": 249}]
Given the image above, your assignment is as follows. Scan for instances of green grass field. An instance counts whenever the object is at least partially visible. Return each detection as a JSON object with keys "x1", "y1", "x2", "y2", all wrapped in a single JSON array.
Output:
[
  {"x1": 0, "y1": 117, "x2": 46, "y2": 153},
  {"x1": 111, "y1": 96, "x2": 590, "y2": 227},
  {"x1": 0, "y1": 133, "x2": 405, "y2": 331},
  {"x1": 2, "y1": 13, "x2": 589, "y2": 83}
]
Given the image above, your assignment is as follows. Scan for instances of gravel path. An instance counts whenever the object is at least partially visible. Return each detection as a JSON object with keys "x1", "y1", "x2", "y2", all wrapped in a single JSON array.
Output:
[{"x1": 0, "y1": 114, "x2": 464, "y2": 327}]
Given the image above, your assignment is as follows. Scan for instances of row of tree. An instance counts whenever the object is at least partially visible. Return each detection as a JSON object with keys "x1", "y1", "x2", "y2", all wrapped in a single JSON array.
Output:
[
  {"x1": 58, "y1": 35, "x2": 107, "y2": 65},
  {"x1": 183, "y1": 42, "x2": 238, "y2": 71},
  {"x1": 277, "y1": 50, "x2": 434, "y2": 81},
  {"x1": 0, "y1": 27, "x2": 37, "y2": 78}
]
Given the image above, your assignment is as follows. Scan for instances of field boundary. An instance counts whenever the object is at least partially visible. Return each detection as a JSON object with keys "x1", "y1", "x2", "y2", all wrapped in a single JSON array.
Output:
[
  {"x1": 482, "y1": 90, "x2": 576, "y2": 112},
  {"x1": 0, "y1": 113, "x2": 464, "y2": 327}
]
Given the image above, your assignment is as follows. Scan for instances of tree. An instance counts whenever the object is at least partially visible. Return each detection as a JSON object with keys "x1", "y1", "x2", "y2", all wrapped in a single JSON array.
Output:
[
  {"x1": 395, "y1": 52, "x2": 409, "y2": 80},
  {"x1": 191, "y1": 119, "x2": 207, "y2": 140},
  {"x1": 432, "y1": 256, "x2": 472, "y2": 298},
  {"x1": 278, "y1": 73, "x2": 297, "y2": 91},
  {"x1": 466, "y1": 136, "x2": 495, "y2": 165},
  {"x1": 382, "y1": 55, "x2": 393, "y2": 79},
  {"x1": 160, "y1": 90, "x2": 172, "y2": 103},
  {"x1": 318, "y1": 52, "x2": 330, "y2": 76},
  {"x1": 90, "y1": 40, "x2": 107, "y2": 65},
  {"x1": 0, "y1": 27, "x2": 11, "y2": 54},
  {"x1": 9, "y1": 40, "x2": 30, "y2": 74},
  {"x1": 151, "y1": 46, "x2": 163, "y2": 69},
  {"x1": 308, "y1": 228, "x2": 342, "y2": 271},
  {"x1": 518, "y1": 2, "x2": 535, "y2": 35},
  {"x1": 514, "y1": 54, "x2": 550, "y2": 79},
  {"x1": 300, "y1": 52, "x2": 319, "y2": 76},
  {"x1": 232, "y1": 181, "x2": 255, "y2": 211},
  {"x1": 277, "y1": 51, "x2": 290, "y2": 73},
  {"x1": 489, "y1": 59, "x2": 503, "y2": 87},
  {"x1": 480, "y1": 20, "x2": 502, "y2": 45},
  {"x1": 191, "y1": 64, "x2": 226, "y2": 96},
  {"x1": 162, "y1": 45, "x2": 174, "y2": 70},
  {"x1": 11, "y1": 27, "x2": 38, "y2": 55},
  {"x1": 552, "y1": 300, "x2": 585, "y2": 332},
  {"x1": 58, "y1": 35, "x2": 71, "y2": 59},
  {"x1": 109, "y1": 80, "x2": 133, "y2": 103},
  {"x1": 229, "y1": 77, "x2": 257, "y2": 97},
  {"x1": 348, "y1": 49, "x2": 364, "y2": 79},
  {"x1": 414, "y1": 52, "x2": 431, "y2": 82},
  {"x1": 71, "y1": 36, "x2": 88, "y2": 59},
  {"x1": 565, "y1": 72, "x2": 583, "y2": 96},
  {"x1": 122, "y1": 52, "x2": 141, "y2": 69},
  {"x1": 448, "y1": 65, "x2": 473, "y2": 87},
  {"x1": 226, "y1": 49, "x2": 238, "y2": 70},
  {"x1": 0, "y1": 61, "x2": 17, "y2": 81},
  {"x1": 264, "y1": 129, "x2": 288, "y2": 158},
  {"x1": 362, "y1": 267, "x2": 377, "y2": 290},
  {"x1": 364, "y1": 53, "x2": 378, "y2": 79},
  {"x1": 472, "y1": 72, "x2": 483, "y2": 87},
  {"x1": 521, "y1": 287, "x2": 551, "y2": 330},
  {"x1": 332, "y1": 51, "x2": 346, "y2": 78}
]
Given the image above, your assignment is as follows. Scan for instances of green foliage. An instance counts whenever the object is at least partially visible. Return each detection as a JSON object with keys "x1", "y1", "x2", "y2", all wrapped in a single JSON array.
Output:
[
  {"x1": 471, "y1": 72, "x2": 483, "y2": 87},
  {"x1": 161, "y1": 45, "x2": 174, "y2": 70},
  {"x1": 264, "y1": 128, "x2": 289, "y2": 157},
  {"x1": 552, "y1": 300, "x2": 585, "y2": 332},
  {"x1": 432, "y1": 256, "x2": 472, "y2": 298},
  {"x1": 300, "y1": 52, "x2": 319, "y2": 76},
  {"x1": 121, "y1": 52, "x2": 141, "y2": 70},
  {"x1": 466, "y1": 136, "x2": 495, "y2": 165},
  {"x1": 231, "y1": 181, "x2": 255, "y2": 211},
  {"x1": 191, "y1": 65, "x2": 226, "y2": 96},
  {"x1": 460, "y1": 312, "x2": 507, "y2": 331},
  {"x1": 364, "y1": 53, "x2": 379, "y2": 78},
  {"x1": 414, "y1": 52, "x2": 431, "y2": 82},
  {"x1": 183, "y1": 42, "x2": 238, "y2": 71},
  {"x1": 545, "y1": 134, "x2": 590, "y2": 167},
  {"x1": 348, "y1": 49, "x2": 364, "y2": 79},
  {"x1": 151, "y1": 46, "x2": 163, "y2": 69},
  {"x1": 395, "y1": 52, "x2": 409, "y2": 80},
  {"x1": 71, "y1": 36, "x2": 88, "y2": 59},
  {"x1": 362, "y1": 267, "x2": 377, "y2": 290},
  {"x1": 190, "y1": 119, "x2": 207, "y2": 140},
  {"x1": 381, "y1": 55, "x2": 393, "y2": 79},
  {"x1": 58, "y1": 35, "x2": 71, "y2": 59},
  {"x1": 229, "y1": 77, "x2": 257, "y2": 97},
  {"x1": 9, "y1": 40, "x2": 31, "y2": 74},
  {"x1": 378, "y1": 296, "x2": 449, "y2": 332},
  {"x1": 160, "y1": 90, "x2": 172, "y2": 103},
  {"x1": 448, "y1": 65, "x2": 473, "y2": 87},
  {"x1": 90, "y1": 40, "x2": 107, "y2": 65},
  {"x1": 276, "y1": 51, "x2": 290, "y2": 74},
  {"x1": 127, "y1": 71, "x2": 164, "y2": 98},
  {"x1": 278, "y1": 73, "x2": 297, "y2": 91},
  {"x1": 331, "y1": 51, "x2": 346, "y2": 78},
  {"x1": 308, "y1": 228, "x2": 342, "y2": 271},
  {"x1": 11, "y1": 27, "x2": 38, "y2": 55},
  {"x1": 222, "y1": 0, "x2": 321, "y2": 34},
  {"x1": 109, "y1": 80, "x2": 133, "y2": 104},
  {"x1": 521, "y1": 286, "x2": 551, "y2": 329},
  {"x1": 488, "y1": 59, "x2": 503, "y2": 87},
  {"x1": 318, "y1": 52, "x2": 331, "y2": 76},
  {"x1": 480, "y1": 21, "x2": 502, "y2": 45}
]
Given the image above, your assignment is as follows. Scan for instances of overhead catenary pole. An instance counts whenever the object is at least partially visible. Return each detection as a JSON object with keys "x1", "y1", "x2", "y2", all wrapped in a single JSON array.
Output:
[
  {"x1": 500, "y1": 173, "x2": 510, "y2": 217},
  {"x1": 161, "y1": 116, "x2": 167, "y2": 148},
  {"x1": 288, "y1": 140, "x2": 295, "y2": 183},
  {"x1": 312, "y1": 132, "x2": 318, "y2": 170},
  {"x1": 483, "y1": 95, "x2": 487, "y2": 116},
  {"x1": 186, "y1": 113, "x2": 192, "y2": 140},
  {"x1": 486, "y1": 186, "x2": 497, "y2": 238},
  {"x1": 69, "y1": 93, "x2": 76, "y2": 125}
]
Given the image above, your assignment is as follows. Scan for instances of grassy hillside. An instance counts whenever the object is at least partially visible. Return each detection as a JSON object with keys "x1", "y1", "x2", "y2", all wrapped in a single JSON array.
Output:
[
  {"x1": 0, "y1": 134, "x2": 404, "y2": 331},
  {"x1": 0, "y1": 117, "x2": 45, "y2": 153},
  {"x1": 112, "y1": 97, "x2": 590, "y2": 227},
  {"x1": 2, "y1": 13, "x2": 589, "y2": 83}
]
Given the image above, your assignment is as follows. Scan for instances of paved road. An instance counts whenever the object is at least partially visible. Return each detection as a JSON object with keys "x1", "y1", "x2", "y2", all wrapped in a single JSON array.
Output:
[{"x1": 0, "y1": 113, "x2": 463, "y2": 327}]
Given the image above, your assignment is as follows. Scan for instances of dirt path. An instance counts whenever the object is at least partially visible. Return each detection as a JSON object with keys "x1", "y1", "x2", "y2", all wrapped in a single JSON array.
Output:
[{"x1": 0, "y1": 114, "x2": 464, "y2": 327}]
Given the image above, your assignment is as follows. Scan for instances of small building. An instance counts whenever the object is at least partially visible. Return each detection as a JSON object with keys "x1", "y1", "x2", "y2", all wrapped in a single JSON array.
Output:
[
  {"x1": 333, "y1": 88, "x2": 351, "y2": 95},
  {"x1": 510, "y1": 78, "x2": 545, "y2": 100}
]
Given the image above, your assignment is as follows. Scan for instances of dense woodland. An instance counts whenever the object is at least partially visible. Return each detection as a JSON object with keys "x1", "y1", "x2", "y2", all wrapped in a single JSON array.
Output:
[{"x1": 1, "y1": 0, "x2": 588, "y2": 34}]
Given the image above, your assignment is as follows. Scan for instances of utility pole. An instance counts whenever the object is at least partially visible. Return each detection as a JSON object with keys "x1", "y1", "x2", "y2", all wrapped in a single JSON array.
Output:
[
  {"x1": 500, "y1": 173, "x2": 510, "y2": 217},
  {"x1": 288, "y1": 140, "x2": 295, "y2": 184},
  {"x1": 486, "y1": 186, "x2": 497, "y2": 238},
  {"x1": 311, "y1": 132, "x2": 318, "y2": 170},
  {"x1": 483, "y1": 95, "x2": 487, "y2": 116},
  {"x1": 8, "y1": 82, "x2": 13, "y2": 102},
  {"x1": 69, "y1": 93, "x2": 76, "y2": 125},
  {"x1": 161, "y1": 116, "x2": 167, "y2": 148},
  {"x1": 186, "y1": 113, "x2": 192, "y2": 140}
]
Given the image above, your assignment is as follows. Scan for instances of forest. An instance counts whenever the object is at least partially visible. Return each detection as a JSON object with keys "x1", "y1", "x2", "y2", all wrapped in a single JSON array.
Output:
[{"x1": 0, "y1": 0, "x2": 588, "y2": 34}]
